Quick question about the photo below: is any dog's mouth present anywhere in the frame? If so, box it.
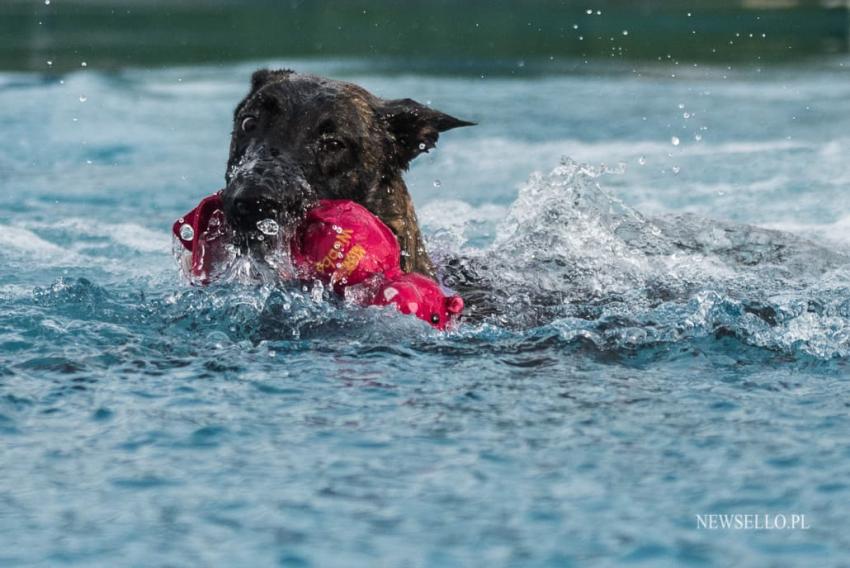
[222,150,316,247]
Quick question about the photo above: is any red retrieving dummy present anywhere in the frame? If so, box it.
[174,196,463,330]
[290,200,463,330]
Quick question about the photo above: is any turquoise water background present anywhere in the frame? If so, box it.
[3,3,850,566]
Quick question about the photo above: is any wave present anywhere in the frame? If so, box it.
[0,225,71,258]
[7,156,849,360]
[441,158,850,358]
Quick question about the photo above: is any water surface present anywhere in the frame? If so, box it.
[2,57,850,566]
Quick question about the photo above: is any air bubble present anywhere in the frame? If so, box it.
[671,136,681,146]
[179,224,194,241]
[256,218,279,236]
[433,179,442,188]
[79,95,87,103]
[638,156,646,165]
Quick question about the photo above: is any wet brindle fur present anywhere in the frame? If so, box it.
[221,69,473,277]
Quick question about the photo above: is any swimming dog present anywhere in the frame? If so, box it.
[221,69,473,278]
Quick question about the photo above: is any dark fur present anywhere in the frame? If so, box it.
[221,69,473,277]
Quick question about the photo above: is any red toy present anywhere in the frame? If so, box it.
[373,273,465,330]
[290,200,402,291]
[173,195,463,330]
[172,192,231,282]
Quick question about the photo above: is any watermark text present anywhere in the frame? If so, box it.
[696,514,810,530]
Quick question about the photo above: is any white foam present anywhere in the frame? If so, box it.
[762,215,850,248]
[0,225,68,257]
[0,284,33,300]
[419,200,508,231]
[23,218,171,254]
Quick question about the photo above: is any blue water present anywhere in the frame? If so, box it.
[2,58,850,566]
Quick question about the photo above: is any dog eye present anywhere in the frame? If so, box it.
[241,116,257,133]
[320,138,346,152]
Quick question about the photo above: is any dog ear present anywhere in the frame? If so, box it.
[250,68,294,92]
[234,69,295,120]
[380,98,474,168]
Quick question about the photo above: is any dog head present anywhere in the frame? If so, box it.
[222,69,473,242]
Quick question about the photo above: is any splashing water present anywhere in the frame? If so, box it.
[442,158,850,358]
[256,218,280,236]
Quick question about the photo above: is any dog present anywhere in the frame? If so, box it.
[221,69,473,278]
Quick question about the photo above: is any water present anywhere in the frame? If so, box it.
[2,58,850,566]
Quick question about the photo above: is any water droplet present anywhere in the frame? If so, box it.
[671,136,681,146]
[46,60,53,67]
[683,112,691,119]
[80,61,87,67]
[79,95,87,103]
[418,143,426,150]
[44,0,50,5]
[677,103,685,109]
[638,156,646,165]
[694,134,703,142]
[622,30,629,36]
[672,165,681,175]
[573,24,579,30]
[433,179,442,188]
[586,9,592,14]
[179,224,194,241]
[256,218,279,236]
